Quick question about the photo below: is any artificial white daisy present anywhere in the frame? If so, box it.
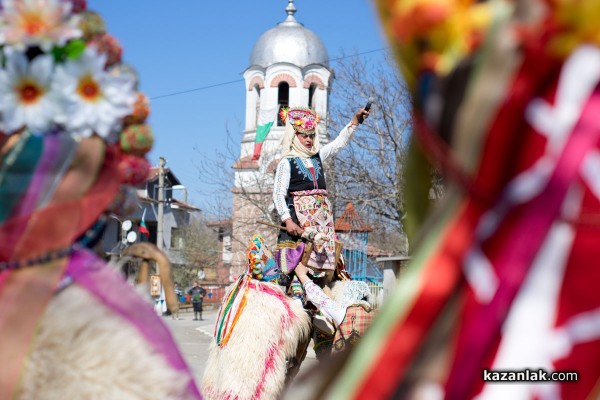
[0,50,60,133]
[0,0,81,50]
[53,46,136,139]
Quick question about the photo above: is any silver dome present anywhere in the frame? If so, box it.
[249,2,329,68]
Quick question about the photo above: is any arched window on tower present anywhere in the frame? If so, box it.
[254,84,261,128]
[308,83,317,109]
[277,82,289,126]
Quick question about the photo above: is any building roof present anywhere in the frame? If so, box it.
[146,166,182,185]
[335,203,372,232]
[206,219,232,228]
[366,244,393,258]
[249,1,329,68]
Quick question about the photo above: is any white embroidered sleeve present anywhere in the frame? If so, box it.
[273,159,292,222]
[304,280,346,326]
[320,123,357,161]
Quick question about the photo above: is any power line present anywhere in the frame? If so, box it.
[329,47,389,63]
[150,79,245,100]
[149,47,389,101]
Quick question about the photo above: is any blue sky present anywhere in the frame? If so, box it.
[87,0,389,210]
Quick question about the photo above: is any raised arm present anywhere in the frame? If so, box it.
[320,108,370,161]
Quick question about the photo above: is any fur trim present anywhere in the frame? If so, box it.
[330,280,345,302]
[16,285,194,400]
[330,280,372,308]
[202,281,311,400]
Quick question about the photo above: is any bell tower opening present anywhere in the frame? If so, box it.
[308,83,317,109]
[277,82,289,126]
[254,84,261,127]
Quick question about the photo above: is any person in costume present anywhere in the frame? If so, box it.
[295,263,375,356]
[273,106,369,293]
[201,234,311,400]
[0,1,200,398]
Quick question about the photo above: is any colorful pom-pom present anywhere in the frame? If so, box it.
[69,0,87,13]
[120,124,154,156]
[124,93,151,125]
[89,33,122,67]
[78,11,106,39]
[117,154,151,185]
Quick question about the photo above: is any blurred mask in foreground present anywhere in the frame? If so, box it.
[0,1,200,398]
[290,1,600,399]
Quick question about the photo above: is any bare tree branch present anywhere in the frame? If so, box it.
[327,51,412,253]
[175,214,221,285]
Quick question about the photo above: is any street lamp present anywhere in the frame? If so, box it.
[158,185,188,209]
[172,184,187,198]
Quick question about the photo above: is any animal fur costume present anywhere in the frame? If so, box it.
[0,2,200,398]
[16,283,194,399]
[202,235,311,400]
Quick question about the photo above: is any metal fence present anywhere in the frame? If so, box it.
[367,282,384,310]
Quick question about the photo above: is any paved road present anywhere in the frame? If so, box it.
[163,306,318,388]
[163,309,214,382]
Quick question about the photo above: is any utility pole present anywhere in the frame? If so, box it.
[157,157,165,251]
[156,156,166,315]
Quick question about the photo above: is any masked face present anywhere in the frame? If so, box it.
[247,234,281,282]
[259,256,281,281]
[0,132,118,260]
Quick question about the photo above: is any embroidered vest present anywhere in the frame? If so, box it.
[287,155,326,193]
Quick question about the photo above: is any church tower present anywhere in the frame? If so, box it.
[230,0,333,274]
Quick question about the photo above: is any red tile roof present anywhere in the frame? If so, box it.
[335,202,372,232]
